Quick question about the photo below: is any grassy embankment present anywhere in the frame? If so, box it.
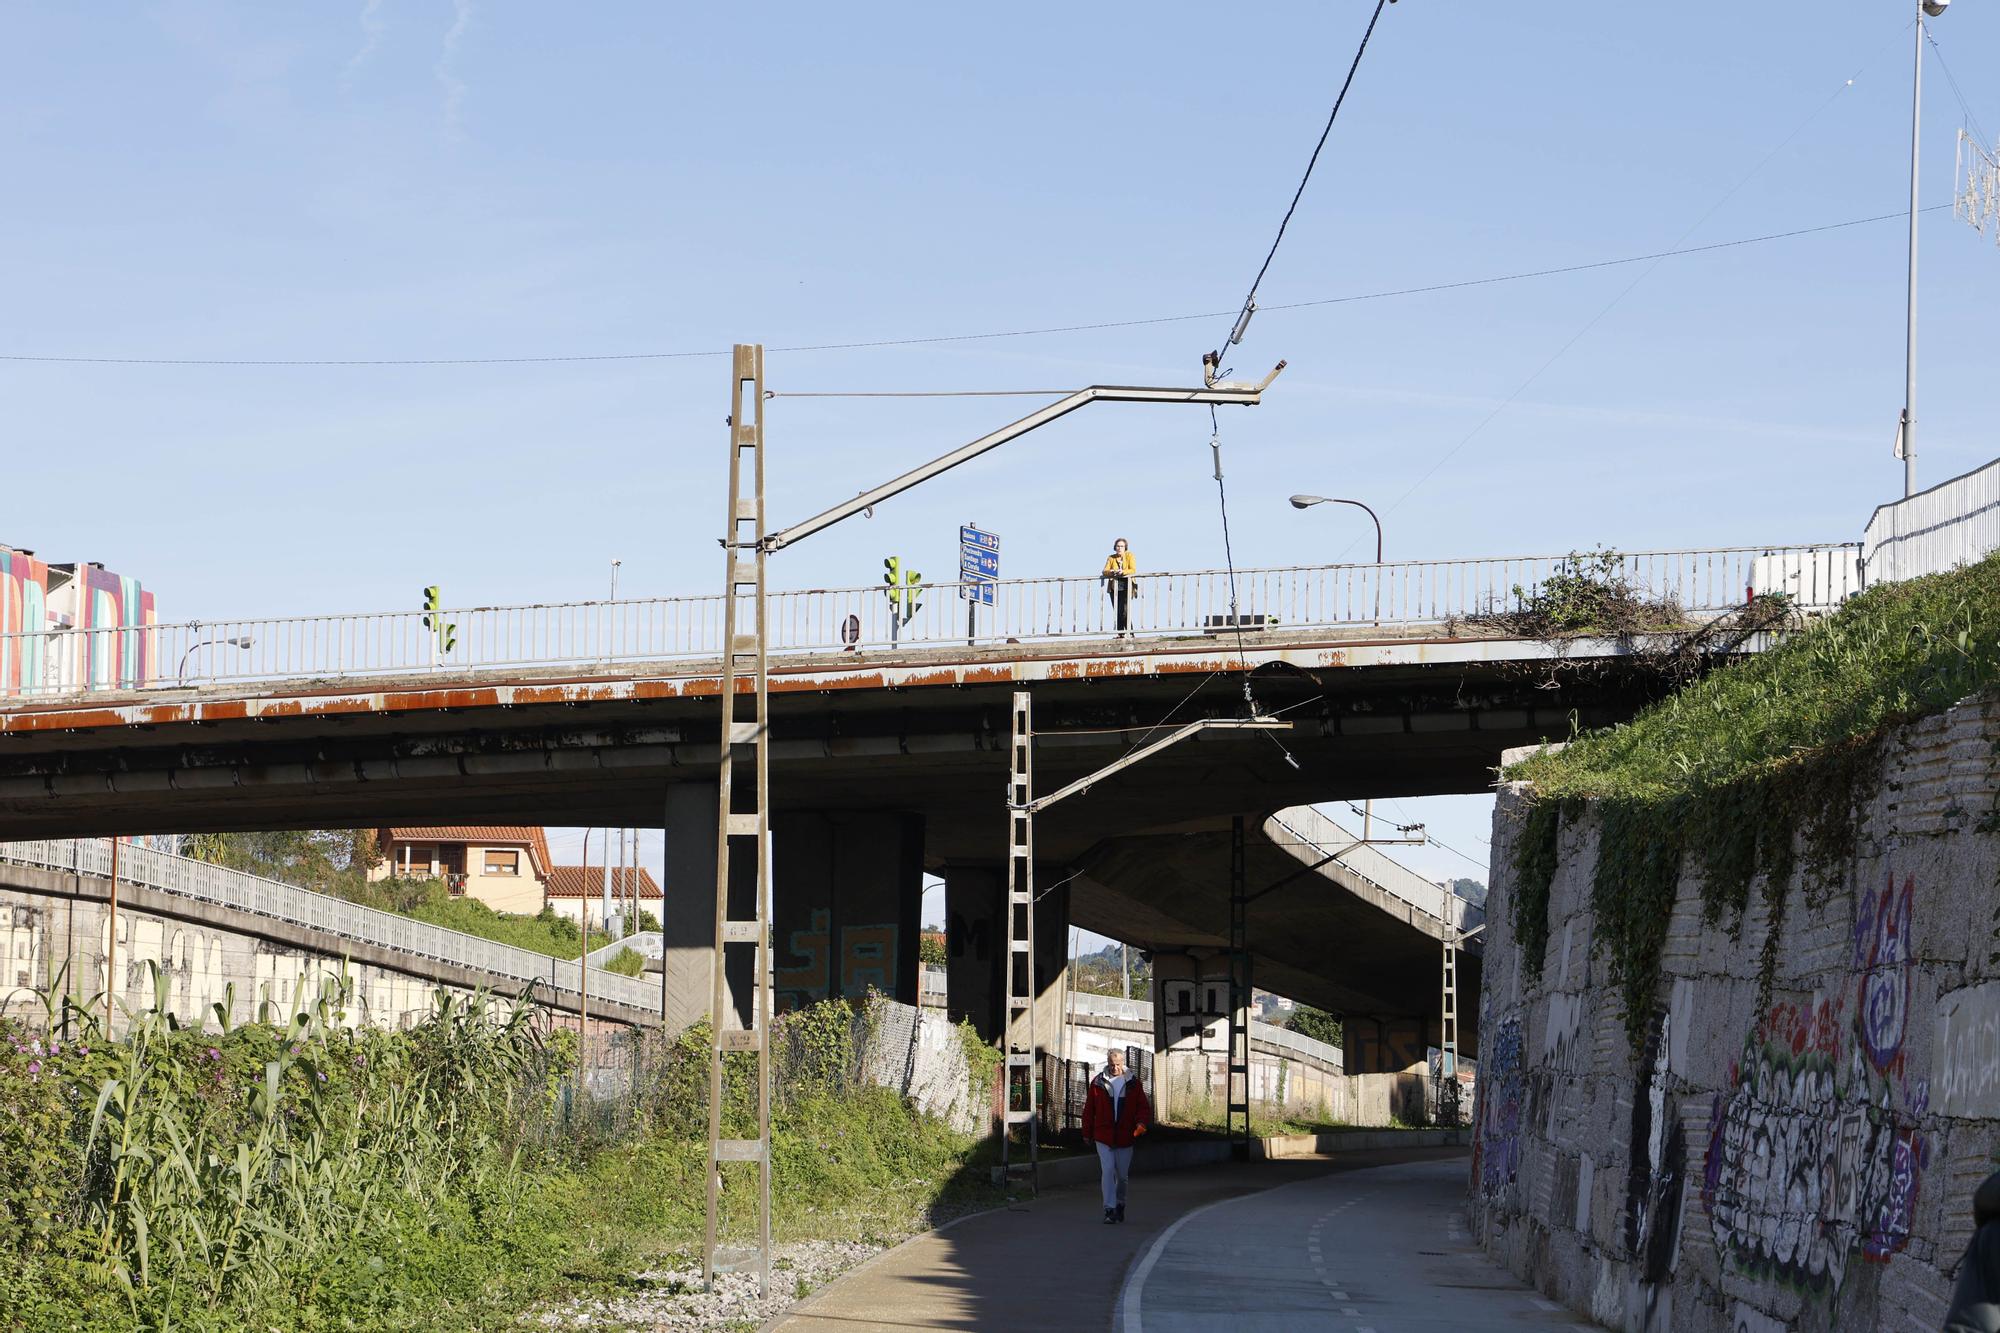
[0,984,999,1332]
[340,877,649,975]
[1504,550,2000,1043]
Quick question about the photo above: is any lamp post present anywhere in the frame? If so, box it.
[1290,493,1383,629]
[175,632,255,686]
[1901,0,1951,498]
[1287,494,1381,564]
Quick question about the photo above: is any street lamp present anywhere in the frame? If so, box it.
[175,632,254,686]
[1288,494,1382,565]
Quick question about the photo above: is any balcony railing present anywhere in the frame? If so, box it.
[0,545,1861,701]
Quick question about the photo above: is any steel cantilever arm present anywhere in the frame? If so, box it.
[762,366,1285,552]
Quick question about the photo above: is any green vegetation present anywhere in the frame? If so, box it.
[917,932,946,967]
[1285,1004,1343,1049]
[185,832,654,963]
[603,946,645,977]
[1480,547,1687,637]
[1067,943,1149,997]
[1505,551,2000,1045]
[1,981,998,1332]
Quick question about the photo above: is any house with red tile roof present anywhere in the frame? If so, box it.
[369,826,554,915]
[545,864,662,930]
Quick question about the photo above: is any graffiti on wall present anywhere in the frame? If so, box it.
[0,549,49,695]
[1700,873,1930,1297]
[1475,1015,1524,1197]
[1625,1011,1686,1284]
[774,908,899,1011]
[1854,873,1915,1078]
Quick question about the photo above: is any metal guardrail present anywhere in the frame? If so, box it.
[0,839,661,1014]
[1267,806,1485,936]
[1065,989,1345,1070]
[1863,456,2000,584]
[0,545,1859,700]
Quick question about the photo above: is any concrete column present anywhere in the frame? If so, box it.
[1150,949,1230,1122]
[1340,1013,1437,1074]
[770,811,923,1011]
[944,861,1066,1050]
[944,864,1003,1041]
[662,782,755,1035]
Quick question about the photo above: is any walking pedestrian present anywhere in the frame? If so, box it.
[1081,1048,1151,1224]
[1101,538,1137,637]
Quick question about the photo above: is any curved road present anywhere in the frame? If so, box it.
[776,1150,1601,1332]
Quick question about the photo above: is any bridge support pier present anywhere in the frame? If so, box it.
[769,811,923,1013]
[664,792,928,1033]
[943,862,1067,1049]
[1147,949,1237,1125]
[1340,1013,1439,1074]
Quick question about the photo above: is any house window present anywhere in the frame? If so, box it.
[483,850,520,876]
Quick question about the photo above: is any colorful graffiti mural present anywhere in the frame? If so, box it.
[0,549,50,694]
[1475,1015,1524,1197]
[1700,871,1930,1296]
[1854,873,1915,1079]
[773,907,899,1011]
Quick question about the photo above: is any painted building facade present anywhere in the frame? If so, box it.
[0,543,158,694]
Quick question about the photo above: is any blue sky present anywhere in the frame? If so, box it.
[6,2,1996,923]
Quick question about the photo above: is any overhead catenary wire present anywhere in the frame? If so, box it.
[0,207,1933,370]
[1215,0,1395,355]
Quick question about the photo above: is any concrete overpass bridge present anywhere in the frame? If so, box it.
[0,546,1855,1064]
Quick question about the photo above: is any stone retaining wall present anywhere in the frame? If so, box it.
[1473,691,2000,1332]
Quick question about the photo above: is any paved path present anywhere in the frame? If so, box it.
[1118,1156,1599,1332]
[774,1148,1593,1332]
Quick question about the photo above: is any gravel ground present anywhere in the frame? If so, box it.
[537,1238,887,1331]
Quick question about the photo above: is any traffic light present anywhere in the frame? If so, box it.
[882,558,922,623]
[422,586,456,656]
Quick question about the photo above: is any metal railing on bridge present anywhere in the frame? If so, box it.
[0,838,661,1014]
[0,545,1859,700]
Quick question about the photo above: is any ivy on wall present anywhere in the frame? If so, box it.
[1503,548,2000,1051]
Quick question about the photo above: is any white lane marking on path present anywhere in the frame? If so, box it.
[1115,1175,1354,1333]
[1533,1297,1560,1310]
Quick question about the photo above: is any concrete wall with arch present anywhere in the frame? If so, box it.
[1473,691,2000,1332]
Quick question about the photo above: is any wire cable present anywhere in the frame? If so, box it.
[1218,0,1394,352]
[1924,25,1992,153]
[0,208,1930,370]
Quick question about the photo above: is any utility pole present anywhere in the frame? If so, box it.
[104,836,119,1033]
[1903,0,1950,497]
[702,345,1284,1289]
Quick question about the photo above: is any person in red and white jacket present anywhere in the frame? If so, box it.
[1081,1048,1152,1224]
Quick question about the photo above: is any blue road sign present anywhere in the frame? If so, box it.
[959,525,999,605]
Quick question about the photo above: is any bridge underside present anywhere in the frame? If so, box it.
[0,627,1696,1065]
[1068,819,1482,1057]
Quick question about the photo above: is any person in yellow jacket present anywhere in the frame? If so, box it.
[1101,538,1136,636]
